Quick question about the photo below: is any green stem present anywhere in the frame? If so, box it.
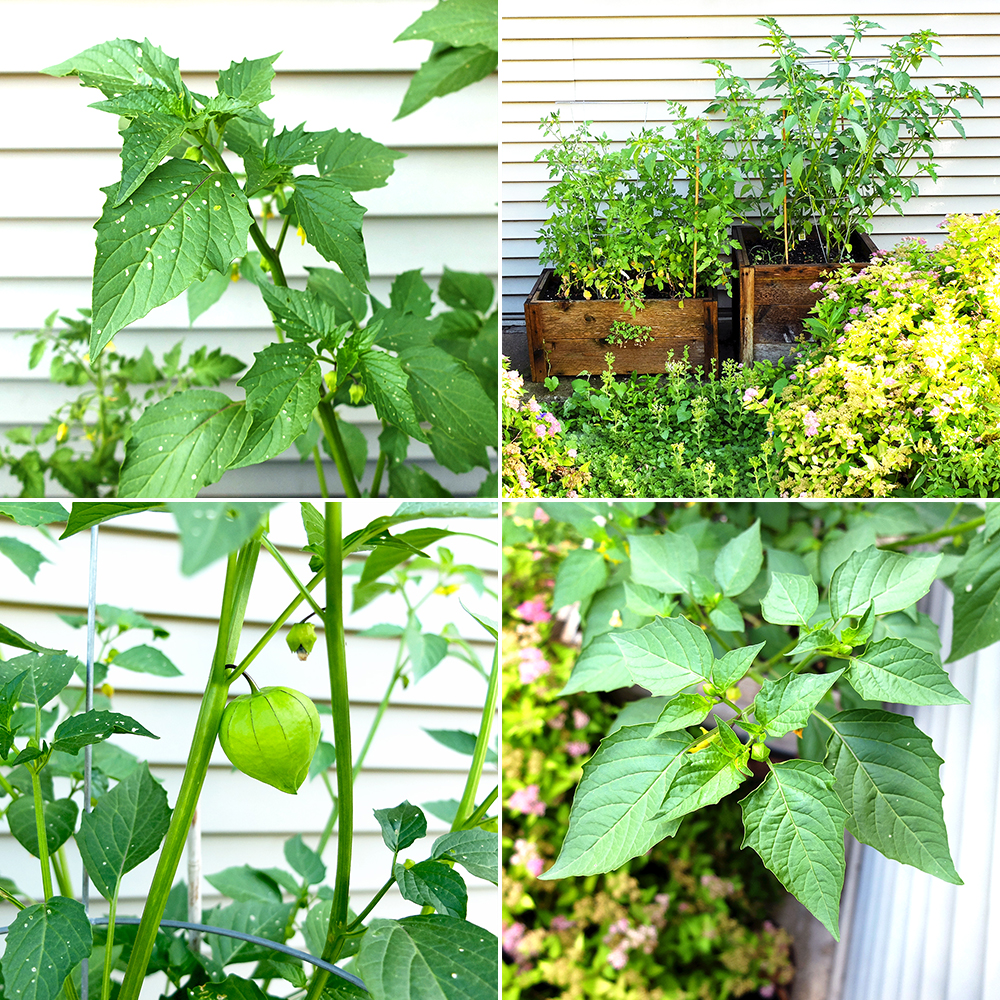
[452,641,499,831]
[880,515,985,551]
[316,400,362,498]
[353,654,407,779]
[118,538,261,1000]
[261,537,326,620]
[312,445,330,498]
[0,771,18,798]
[305,505,354,1000]
[227,568,326,686]
[102,887,119,1000]
[316,784,339,857]
[346,875,395,932]
[53,845,73,897]
[30,767,53,900]
[461,786,498,830]
[369,445,387,499]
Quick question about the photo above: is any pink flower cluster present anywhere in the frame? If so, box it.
[508,784,546,816]
[602,916,659,970]
[519,646,551,684]
[514,597,551,623]
[511,838,545,877]
[565,740,591,757]
[803,410,821,437]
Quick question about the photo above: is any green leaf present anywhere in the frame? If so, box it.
[205,866,283,904]
[217,53,279,107]
[317,130,405,191]
[539,724,687,879]
[396,0,498,48]
[753,670,842,738]
[306,266,369,326]
[0,503,68,526]
[0,537,49,582]
[611,616,713,697]
[714,519,762,597]
[258,284,343,343]
[824,709,962,884]
[355,349,425,440]
[709,597,744,633]
[60,502,164,538]
[424,728,497,765]
[308,740,336,780]
[552,548,608,611]
[431,829,498,884]
[293,177,369,289]
[761,572,819,626]
[741,760,848,939]
[650,693,714,735]
[0,623,55,655]
[7,797,78,858]
[395,44,498,120]
[114,111,197,207]
[712,642,766,690]
[623,582,675,618]
[91,158,251,357]
[374,800,427,852]
[43,37,185,96]
[229,344,323,469]
[189,974,269,1000]
[284,834,326,885]
[201,900,295,967]
[828,546,941,620]
[949,531,1000,661]
[438,268,495,314]
[659,743,749,824]
[847,638,967,706]
[111,644,182,677]
[423,799,460,825]
[168,502,277,575]
[2,896,93,1000]
[118,390,251,497]
[388,463,452,498]
[76,763,171,899]
[627,531,698,595]
[0,652,79,707]
[51,710,158,754]
[398,345,496,472]
[187,267,231,324]
[394,860,468,918]
[985,503,1000,542]
[355,915,497,1000]
[0,669,28,760]
[560,634,631,695]
[405,628,449,681]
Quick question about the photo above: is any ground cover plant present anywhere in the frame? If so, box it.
[706,16,982,264]
[506,500,1000,947]
[502,506,794,999]
[33,0,498,499]
[750,213,1000,497]
[0,500,499,1000]
[535,105,741,310]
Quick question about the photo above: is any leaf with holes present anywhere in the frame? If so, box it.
[168,502,278,575]
[394,860,468,918]
[50,710,158,755]
[0,652,79,707]
[7,797,79,858]
[374,801,427,852]
[91,158,250,357]
[293,177,368,290]
[824,709,961,884]
[76,763,171,899]
[317,130,405,190]
[3,896,93,1000]
[118,390,252,497]
[353,348,425,440]
[741,760,848,939]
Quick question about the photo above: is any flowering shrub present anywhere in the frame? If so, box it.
[502,357,592,497]
[752,213,1000,496]
[502,507,794,1000]
[556,355,785,497]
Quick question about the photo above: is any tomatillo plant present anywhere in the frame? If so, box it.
[0,499,499,1000]
[510,500,998,941]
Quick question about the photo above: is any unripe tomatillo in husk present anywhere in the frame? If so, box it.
[219,686,320,794]
[286,622,318,660]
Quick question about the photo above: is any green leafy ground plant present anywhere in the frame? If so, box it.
[0,500,499,1000]
[509,500,997,943]
[40,2,497,499]
[502,508,794,999]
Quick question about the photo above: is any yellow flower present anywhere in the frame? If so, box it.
[56,422,69,443]
[298,225,307,245]
[434,584,460,596]
[609,609,623,628]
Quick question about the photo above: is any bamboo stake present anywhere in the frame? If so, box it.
[692,139,700,298]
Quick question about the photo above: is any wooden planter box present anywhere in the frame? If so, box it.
[732,225,879,365]
[523,269,718,383]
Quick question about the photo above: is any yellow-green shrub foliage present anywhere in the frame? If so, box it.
[753,214,1000,497]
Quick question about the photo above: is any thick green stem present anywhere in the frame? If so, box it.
[30,767,53,900]
[102,887,119,1000]
[369,446,387,499]
[53,845,73,897]
[461,786,498,830]
[316,400,362,498]
[305,504,354,1000]
[452,641,499,831]
[117,538,261,1000]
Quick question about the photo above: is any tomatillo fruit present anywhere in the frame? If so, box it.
[219,686,320,794]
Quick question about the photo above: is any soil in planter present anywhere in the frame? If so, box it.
[745,231,857,266]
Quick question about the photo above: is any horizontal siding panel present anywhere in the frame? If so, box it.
[1,1,449,73]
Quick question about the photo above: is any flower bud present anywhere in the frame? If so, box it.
[286,622,318,660]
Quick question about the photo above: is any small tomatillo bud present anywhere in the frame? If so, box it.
[286,622,318,660]
[182,145,203,162]
[750,743,771,761]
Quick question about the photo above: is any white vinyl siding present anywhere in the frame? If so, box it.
[0,0,498,496]
[0,502,499,992]
[501,4,1000,320]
